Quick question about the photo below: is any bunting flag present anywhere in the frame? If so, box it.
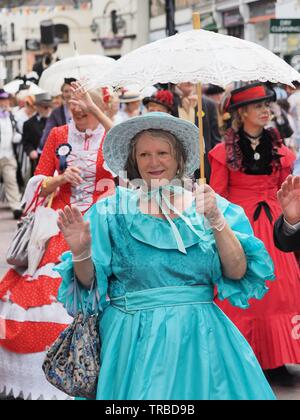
[0,2,92,16]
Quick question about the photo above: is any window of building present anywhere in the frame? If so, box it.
[0,26,7,49]
[227,26,244,39]
[11,23,15,42]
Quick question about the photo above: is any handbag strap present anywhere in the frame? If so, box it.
[67,274,99,318]
[80,278,99,320]
[25,182,57,214]
[24,180,47,215]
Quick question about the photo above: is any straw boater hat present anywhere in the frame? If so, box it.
[103,112,200,177]
[119,91,143,104]
[226,82,276,112]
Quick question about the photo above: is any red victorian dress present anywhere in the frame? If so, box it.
[209,127,300,370]
[0,121,114,399]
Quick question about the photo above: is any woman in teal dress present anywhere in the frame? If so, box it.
[55,113,276,400]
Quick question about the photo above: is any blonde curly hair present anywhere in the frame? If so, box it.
[231,107,248,132]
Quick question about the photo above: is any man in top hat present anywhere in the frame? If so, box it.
[22,92,53,176]
[39,78,76,151]
[0,89,23,219]
[204,84,225,104]
[204,84,231,135]
[143,90,176,115]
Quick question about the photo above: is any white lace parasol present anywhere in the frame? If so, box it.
[88,29,300,89]
[39,54,116,97]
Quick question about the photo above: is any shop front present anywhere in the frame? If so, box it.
[248,0,276,48]
[223,8,244,38]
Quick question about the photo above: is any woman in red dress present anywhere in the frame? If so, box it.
[209,83,300,376]
[0,85,114,399]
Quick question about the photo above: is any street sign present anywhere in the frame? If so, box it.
[270,19,300,34]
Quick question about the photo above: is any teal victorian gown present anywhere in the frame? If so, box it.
[56,186,276,400]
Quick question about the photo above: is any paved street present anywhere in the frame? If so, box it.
[0,204,299,400]
[0,205,18,278]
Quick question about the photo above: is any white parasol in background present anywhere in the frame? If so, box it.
[39,54,116,97]
[4,80,45,96]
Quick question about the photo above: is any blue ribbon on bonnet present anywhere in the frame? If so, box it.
[140,185,207,254]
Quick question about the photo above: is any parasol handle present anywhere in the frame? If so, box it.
[193,13,206,184]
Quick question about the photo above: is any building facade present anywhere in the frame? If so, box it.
[0,0,150,83]
[150,0,300,66]
[0,1,299,84]
[0,1,97,82]
[150,1,277,51]
[91,0,149,59]
[275,0,300,66]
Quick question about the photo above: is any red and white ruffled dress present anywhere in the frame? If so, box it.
[0,121,114,399]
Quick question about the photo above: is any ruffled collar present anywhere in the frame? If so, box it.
[68,119,105,150]
[238,129,282,175]
[115,187,230,253]
[224,127,283,172]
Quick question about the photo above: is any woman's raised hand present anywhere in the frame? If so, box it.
[278,175,300,225]
[57,205,92,258]
[69,80,96,114]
